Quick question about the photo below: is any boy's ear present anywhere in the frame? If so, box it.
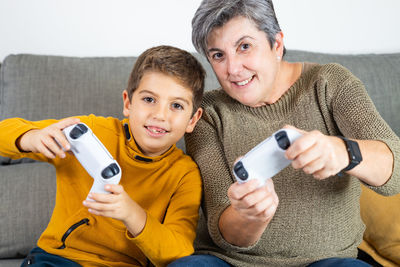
[122,90,131,117]
[185,107,203,133]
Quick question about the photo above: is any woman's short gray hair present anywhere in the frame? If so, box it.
[192,0,285,57]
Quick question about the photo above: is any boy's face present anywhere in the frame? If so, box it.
[123,71,202,157]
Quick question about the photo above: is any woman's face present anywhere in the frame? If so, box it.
[206,16,283,107]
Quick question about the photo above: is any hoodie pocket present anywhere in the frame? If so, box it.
[54,208,93,250]
[57,218,90,249]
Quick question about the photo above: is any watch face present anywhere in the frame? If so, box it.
[348,139,362,164]
[338,136,363,171]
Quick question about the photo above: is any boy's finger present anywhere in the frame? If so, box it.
[104,184,123,194]
[56,117,80,130]
[83,199,113,212]
[38,144,56,159]
[53,131,71,151]
[43,136,66,158]
[87,192,115,203]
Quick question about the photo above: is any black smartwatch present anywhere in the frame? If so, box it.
[337,136,362,172]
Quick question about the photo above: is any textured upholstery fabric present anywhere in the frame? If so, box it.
[0,163,55,258]
[0,52,398,266]
[0,55,135,120]
[359,186,400,267]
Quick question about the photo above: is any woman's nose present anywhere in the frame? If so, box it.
[226,55,242,76]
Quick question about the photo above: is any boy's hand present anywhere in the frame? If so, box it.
[18,117,80,159]
[83,184,147,237]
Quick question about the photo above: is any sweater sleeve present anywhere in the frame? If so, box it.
[185,110,259,252]
[0,117,58,163]
[126,166,202,267]
[324,63,400,195]
[0,116,95,164]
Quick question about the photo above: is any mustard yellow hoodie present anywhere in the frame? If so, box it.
[0,115,202,267]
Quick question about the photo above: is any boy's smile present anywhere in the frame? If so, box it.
[123,71,202,157]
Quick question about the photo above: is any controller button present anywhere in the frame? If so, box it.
[69,124,88,139]
[101,163,120,179]
[275,131,290,150]
[234,161,249,181]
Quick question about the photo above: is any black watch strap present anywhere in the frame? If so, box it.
[337,136,362,172]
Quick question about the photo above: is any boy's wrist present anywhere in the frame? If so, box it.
[125,208,147,238]
[16,129,37,152]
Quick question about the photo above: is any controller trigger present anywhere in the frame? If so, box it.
[233,161,249,181]
[69,124,88,139]
[275,131,290,150]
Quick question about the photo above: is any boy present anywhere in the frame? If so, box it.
[0,45,205,267]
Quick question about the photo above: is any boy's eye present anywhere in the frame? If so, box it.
[172,103,183,110]
[143,97,155,103]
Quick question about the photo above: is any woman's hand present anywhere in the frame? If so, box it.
[284,125,349,180]
[227,179,279,223]
[219,178,279,247]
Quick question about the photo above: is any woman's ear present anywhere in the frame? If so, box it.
[122,90,131,117]
[274,32,284,59]
[185,107,203,133]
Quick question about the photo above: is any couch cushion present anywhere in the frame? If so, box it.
[0,163,56,259]
[0,259,24,267]
[0,55,136,120]
[358,186,400,266]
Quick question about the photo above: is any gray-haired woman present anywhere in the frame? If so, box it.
[169,0,399,266]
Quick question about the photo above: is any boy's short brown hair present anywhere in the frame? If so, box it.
[126,45,206,114]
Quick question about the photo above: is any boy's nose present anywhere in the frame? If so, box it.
[152,104,168,121]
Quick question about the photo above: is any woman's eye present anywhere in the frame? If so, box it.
[212,52,223,60]
[172,103,183,110]
[143,97,155,103]
[240,43,250,51]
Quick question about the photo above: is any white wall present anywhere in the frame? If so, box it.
[1,0,399,62]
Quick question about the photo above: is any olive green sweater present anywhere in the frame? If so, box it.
[185,63,400,267]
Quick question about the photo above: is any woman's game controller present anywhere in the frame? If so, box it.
[63,123,121,200]
[233,128,302,186]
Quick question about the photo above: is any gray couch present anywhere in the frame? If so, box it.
[0,51,399,267]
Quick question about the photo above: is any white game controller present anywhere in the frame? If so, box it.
[233,128,302,187]
[63,123,121,200]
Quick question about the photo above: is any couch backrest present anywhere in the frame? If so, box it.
[0,52,399,137]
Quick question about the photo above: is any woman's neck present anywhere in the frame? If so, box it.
[266,61,303,105]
